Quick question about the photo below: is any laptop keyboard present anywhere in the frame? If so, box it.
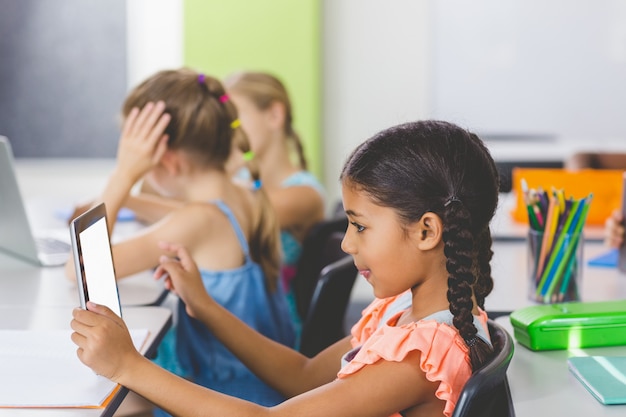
[35,237,71,255]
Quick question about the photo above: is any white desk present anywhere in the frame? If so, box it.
[1,159,169,415]
[0,193,166,308]
[497,317,626,416]
[0,305,172,417]
[0,251,166,308]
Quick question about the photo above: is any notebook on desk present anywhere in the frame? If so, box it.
[568,356,626,405]
[0,136,71,266]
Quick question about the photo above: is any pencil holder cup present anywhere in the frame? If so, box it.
[527,229,583,303]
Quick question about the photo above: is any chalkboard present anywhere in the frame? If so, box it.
[0,0,126,157]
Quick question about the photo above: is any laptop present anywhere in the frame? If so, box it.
[69,202,122,317]
[0,136,71,266]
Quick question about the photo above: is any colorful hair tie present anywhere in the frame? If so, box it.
[197,73,205,84]
[243,151,255,162]
[219,94,229,103]
[230,119,241,129]
[252,179,262,191]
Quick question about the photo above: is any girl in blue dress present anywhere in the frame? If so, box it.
[66,68,295,410]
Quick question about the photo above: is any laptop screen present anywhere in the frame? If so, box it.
[0,136,70,266]
[70,203,122,317]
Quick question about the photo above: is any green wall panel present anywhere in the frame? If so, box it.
[183,0,321,176]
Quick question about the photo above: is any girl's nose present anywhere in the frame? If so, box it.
[341,229,355,255]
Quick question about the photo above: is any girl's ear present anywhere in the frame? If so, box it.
[266,100,286,131]
[159,150,180,176]
[412,212,443,251]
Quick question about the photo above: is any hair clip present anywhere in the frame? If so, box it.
[230,119,241,129]
[465,337,478,347]
[444,196,462,207]
[243,151,255,162]
[219,94,229,103]
[197,73,206,84]
[252,179,262,191]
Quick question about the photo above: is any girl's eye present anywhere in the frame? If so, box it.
[351,221,366,233]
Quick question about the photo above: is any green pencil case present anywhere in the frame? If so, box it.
[510,300,626,351]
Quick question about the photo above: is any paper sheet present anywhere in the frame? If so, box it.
[0,329,148,407]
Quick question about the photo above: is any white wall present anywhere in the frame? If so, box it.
[322,0,626,206]
[430,0,626,141]
[322,0,432,207]
[126,0,183,90]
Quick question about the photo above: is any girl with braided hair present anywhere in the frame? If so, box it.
[71,120,500,416]
[65,68,295,409]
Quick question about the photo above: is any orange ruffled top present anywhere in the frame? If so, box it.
[336,292,489,417]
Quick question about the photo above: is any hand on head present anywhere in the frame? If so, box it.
[70,302,140,381]
[154,242,210,318]
[605,209,625,248]
[115,101,171,182]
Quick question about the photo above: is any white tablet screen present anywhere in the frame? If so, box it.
[78,216,122,317]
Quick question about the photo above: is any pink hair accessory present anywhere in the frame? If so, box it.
[219,94,229,103]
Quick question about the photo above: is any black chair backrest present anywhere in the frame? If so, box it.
[298,255,358,357]
[291,216,349,320]
[451,319,516,417]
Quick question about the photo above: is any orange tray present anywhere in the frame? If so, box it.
[510,168,624,226]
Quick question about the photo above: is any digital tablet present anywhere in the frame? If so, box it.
[69,203,122,317]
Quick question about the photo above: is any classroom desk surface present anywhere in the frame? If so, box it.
[0,195,166,308]
[497,317,626,416]
[0,251,166,307]
[0,305,172,417]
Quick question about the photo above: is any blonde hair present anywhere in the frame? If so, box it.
[224,71,308,170]
[122,68,282,291]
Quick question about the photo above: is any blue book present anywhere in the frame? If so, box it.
[587,249,618,268]
[568,356,626,405]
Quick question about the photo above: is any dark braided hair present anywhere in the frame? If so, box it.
[474,227,494,310]
[339,120,499,371]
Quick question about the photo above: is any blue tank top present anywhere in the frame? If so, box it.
[280,171,326,267]
[158,200,296,407]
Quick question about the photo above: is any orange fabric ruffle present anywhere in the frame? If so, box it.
[337,294,489,417]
